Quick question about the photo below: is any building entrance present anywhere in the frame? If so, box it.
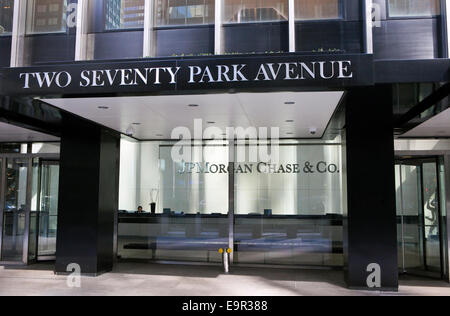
[0,154,59,265]
[395,157,446,279]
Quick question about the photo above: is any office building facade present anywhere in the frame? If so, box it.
[0,0,449,291]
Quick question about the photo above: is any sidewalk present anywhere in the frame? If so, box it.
[0,263,449,296]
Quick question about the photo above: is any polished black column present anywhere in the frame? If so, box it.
[344,85,398,291]
[55,117,120,275]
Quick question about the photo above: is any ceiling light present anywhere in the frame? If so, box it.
[125,126,136,137]
[286,120,294,123]
[188,104,199,107]
[285,102,295,105]
[98,106,109,109]
[156,134,164,137]
[132,122,141,125]
[207,121,216,124]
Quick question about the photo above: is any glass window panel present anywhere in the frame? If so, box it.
[155,0,215,27]
[0,0,14,35]
[224,0,288,23]
[294,0,340,20]
[105,0,145,30]
[388,0,440,17]
[26,0,68,34]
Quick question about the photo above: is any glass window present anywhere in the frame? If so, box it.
[105,0,145,30]
[26,0,68,34]
[155,0,215,26]
[388,0,440,17]
[0,0,13,35]
[294,0,340,20]
[224,0,288,23]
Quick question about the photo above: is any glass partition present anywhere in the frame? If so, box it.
[0,0,13,67]
[233,143,344,266]
[118,139,345,267]
[118,141,229,263]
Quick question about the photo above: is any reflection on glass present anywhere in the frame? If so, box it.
[422,162,441,272]
[118,142,228,263]
[105,0,145,30]
[155,0,215,26]
[1,159,28,262]
[0,0,13,35]
[26,0,68,34]
[234,144,343,266]
[388,0,440,17]
[396,164,424,271]
[224,0,288,23]
[294,0,340,20]
[37,161,59,257]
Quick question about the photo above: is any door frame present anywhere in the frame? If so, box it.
[0,153,59,266]
[395,153,448,280]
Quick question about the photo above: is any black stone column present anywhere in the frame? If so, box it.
[55,116,120,275]
[344,85,398,291]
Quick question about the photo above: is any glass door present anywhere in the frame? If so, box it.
[35,160,59,260]
[396,157,444,278]
[0,158,31,264]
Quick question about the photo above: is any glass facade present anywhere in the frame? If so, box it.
[155,0,215,26]
[86,0,143,60]
[118,139,345,267]
[0,0,13,67]
[388,0,441,18]
[0,0,13,34]
[294,0,341,20]
[105,0,145,30]
[23,0,77,65]
[223,0,288,23]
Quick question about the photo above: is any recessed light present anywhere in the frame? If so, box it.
[98,106,109,109]
[188,104,199,107]
[285,102,295,105]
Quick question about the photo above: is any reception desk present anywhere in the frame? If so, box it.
[117,212,344,266]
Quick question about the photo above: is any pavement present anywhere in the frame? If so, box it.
[0,262,449,296]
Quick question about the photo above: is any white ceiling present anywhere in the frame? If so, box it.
[0,122,59,143]
[42,91,344,140]
[402,107,450,138]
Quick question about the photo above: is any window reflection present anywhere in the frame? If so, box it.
[224,0,288,23]
[294,0,340,20]
[0,0,13,35]
[155,0,215,26]
[105,0,145,30]
[388,0,440,17]
[26,0,68,34]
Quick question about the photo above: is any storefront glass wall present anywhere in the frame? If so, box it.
[23,0,77,65]
[0,0,13,67]
[118,138,345,267]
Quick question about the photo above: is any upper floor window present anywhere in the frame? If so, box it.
[294,0,341,21]
[105,0,145,30]
[155,0,215,27]
[388,0,440,18]
[223,0,289,23]
[0,0,13,35]
[26,0,69,34]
